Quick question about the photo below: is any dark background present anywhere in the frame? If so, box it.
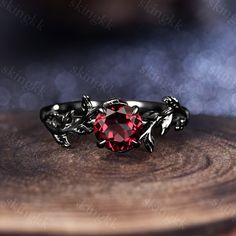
[0,0,236,116]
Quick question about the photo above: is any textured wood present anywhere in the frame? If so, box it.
[0,113,236,236]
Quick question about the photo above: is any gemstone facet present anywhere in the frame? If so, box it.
[94,103,143,152]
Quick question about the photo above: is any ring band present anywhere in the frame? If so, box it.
[40,96,190,153]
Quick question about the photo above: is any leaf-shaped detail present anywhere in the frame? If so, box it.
[142,111,160,121]
[53,134,71,147]
[161,113,173,135]
[143,133,155,153]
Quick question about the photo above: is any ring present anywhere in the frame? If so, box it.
[40,96,190,153]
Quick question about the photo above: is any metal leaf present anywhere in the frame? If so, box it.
[53,134,71,147]
[161,113,173,135]
[143,133,155,153]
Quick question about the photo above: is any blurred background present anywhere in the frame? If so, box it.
[0,0,236,116]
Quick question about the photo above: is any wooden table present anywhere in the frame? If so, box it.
[0,113,236,236]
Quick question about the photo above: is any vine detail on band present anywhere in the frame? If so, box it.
[41,96,189,152]
[140,96,189,152]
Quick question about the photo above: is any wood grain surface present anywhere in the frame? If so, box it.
[0,112,236,236]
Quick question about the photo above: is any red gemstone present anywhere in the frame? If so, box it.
[94,104,143,152]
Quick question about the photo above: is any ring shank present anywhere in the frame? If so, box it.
[40,100,168,119]
[40,99,190,137]
[40,97,189,151]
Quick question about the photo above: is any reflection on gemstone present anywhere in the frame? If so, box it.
[94,104,143,152]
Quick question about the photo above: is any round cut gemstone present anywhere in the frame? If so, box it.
[94,103,143,152]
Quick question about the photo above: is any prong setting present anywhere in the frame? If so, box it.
[103,98,127,107]
[132,140,141,148]
[97,140,106,148]
[98,107,106,114]
[132,105,139,115]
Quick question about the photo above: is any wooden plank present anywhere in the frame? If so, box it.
[0,113,236,235]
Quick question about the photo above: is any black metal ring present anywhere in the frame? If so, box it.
[40,96,190,153]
